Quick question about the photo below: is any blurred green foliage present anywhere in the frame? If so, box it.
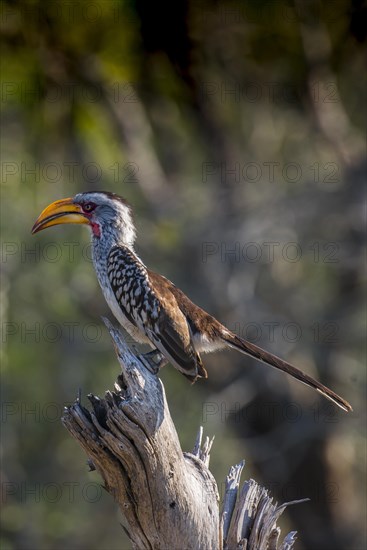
[1,1,366,549]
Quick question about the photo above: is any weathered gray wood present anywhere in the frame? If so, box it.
[221,460,246,543]
[222,476,309,550]
[62,318,219,549]
[62,318,308,549]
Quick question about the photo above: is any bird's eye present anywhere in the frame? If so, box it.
[82,202,96,213]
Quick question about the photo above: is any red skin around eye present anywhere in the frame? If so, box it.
[80,203,100,236]
[82,202,96,213]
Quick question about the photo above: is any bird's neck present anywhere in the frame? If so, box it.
[95,209,136,248]
[92,226,135,261]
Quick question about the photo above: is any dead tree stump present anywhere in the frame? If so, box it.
[62,318,308,549]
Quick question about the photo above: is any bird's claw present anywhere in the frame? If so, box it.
[139,350,167,376]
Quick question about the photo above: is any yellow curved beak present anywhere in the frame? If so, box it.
[31,197,89,234]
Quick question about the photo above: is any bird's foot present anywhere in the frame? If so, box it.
[139,350,167,376]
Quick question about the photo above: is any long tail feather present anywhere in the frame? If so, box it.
[222,334,352,412]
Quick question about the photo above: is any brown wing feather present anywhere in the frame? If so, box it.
[147,270,207,382]
[107,247,206,381]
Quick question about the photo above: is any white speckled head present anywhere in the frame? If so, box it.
[73,191,136,247]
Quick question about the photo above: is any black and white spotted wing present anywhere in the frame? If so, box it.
[107,246,205,381]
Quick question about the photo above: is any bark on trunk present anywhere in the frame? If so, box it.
[62,318,307,549]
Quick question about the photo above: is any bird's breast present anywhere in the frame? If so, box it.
[92,247,152,345]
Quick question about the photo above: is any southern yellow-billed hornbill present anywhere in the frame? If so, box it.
[32,191,352,412]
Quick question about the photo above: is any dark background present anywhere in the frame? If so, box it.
[1,1,366,549]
